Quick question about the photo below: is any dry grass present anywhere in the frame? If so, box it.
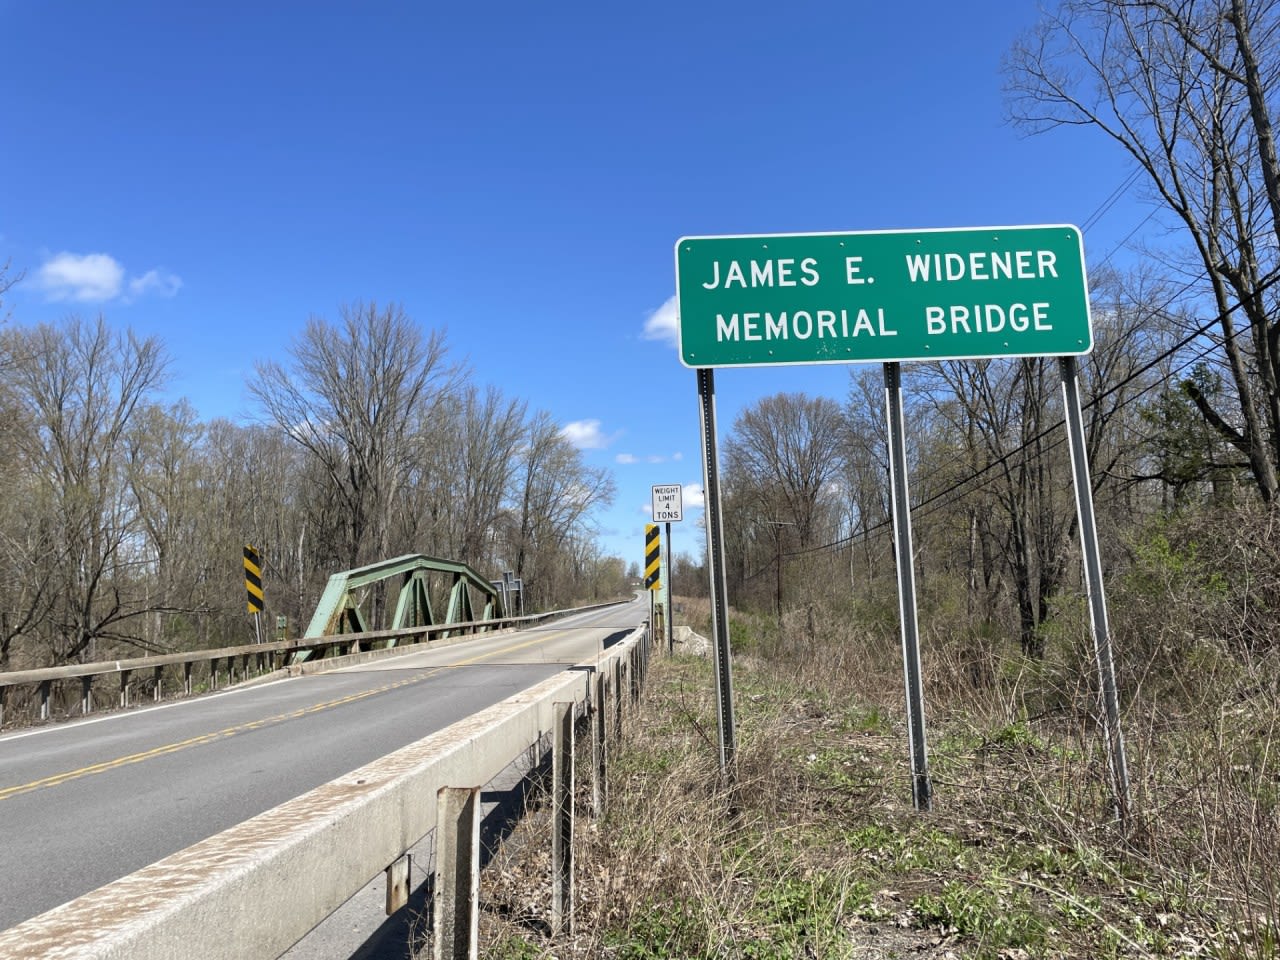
[461,585,1280,959]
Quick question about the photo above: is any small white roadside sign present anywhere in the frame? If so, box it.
[651,484,683,522]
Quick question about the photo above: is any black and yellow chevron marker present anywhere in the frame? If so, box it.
[644,524,661,592]
[244,544,264,613]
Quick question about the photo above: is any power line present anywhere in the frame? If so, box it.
[1092,206,1160,274]
[782,268,1271,561]
[1081,168,1143,233]
[901,324,1224,531]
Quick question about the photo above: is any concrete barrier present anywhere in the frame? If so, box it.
[0,625,649,960]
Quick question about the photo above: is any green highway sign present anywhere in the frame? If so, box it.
[674,225,1092,367]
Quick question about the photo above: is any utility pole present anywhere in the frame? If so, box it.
[775,531,782,626]
[759,520,794,633]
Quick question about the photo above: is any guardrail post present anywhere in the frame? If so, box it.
[611,659,623,741]
[385,853,411,916]
[184,661,193,696]
[39,680,50,720]
[0,686,6,727]
[153,665,163,702]
[81,676,93,716]
[433,785,481,960]
[551,700,575,936]
[591,671,606,818]
[120,670,131,708]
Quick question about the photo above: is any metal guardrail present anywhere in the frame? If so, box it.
[0,622,652,960]
[0,600,628,728]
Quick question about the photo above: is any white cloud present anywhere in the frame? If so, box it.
[618,450,685,465]
[561,419,617,450]
[683,483,705,509]
[36,252,124,302]
[34,251,182,304]
[642,295,678,347]
[128,269,183,299]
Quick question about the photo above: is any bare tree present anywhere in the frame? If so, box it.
[843,368,895,587]
[7,316,167,662]
[724,393,846,549]
[0,356,54,670]
[188,420,315,644]
[0,257,22,323]
[1006,0,1280,503]
[504,411,615,609]
[449,385,528,566]
[911,267,1171,656]
[925,355,1077,658]
[250,302,463,572]
[718,393,847,615]
[127,400,205,647]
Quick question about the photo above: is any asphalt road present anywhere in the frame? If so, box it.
[0,598,647,932]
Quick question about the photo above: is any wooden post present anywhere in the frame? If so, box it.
[385,854,411,916]
[611,658,623,741]
[591,671,606,818]
[433,786,480,960]
[551,701,575,935]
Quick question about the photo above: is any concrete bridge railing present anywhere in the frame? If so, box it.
[0,622,652,960]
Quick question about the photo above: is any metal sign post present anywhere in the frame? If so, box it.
[664,521,673,653]
[884,362,932,811]
[1060,356,1131,823]
[652,484,683,655]
[696,368,737,782]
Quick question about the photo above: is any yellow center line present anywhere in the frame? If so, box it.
[0,630,566,802]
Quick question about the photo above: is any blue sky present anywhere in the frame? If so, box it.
[0,1,1149,565]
